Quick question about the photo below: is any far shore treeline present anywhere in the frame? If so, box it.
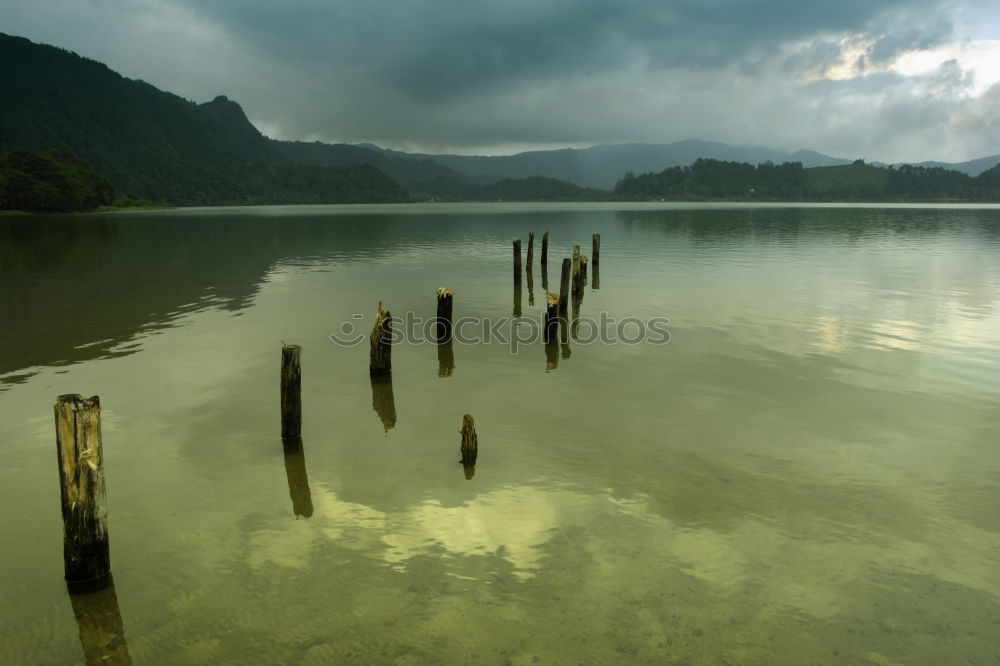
[2,32,999,213]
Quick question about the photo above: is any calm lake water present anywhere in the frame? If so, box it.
[1,203,999,665]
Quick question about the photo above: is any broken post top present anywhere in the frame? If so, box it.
[437,287,454,299]
[57,394,100,408]
[546,291,559,308]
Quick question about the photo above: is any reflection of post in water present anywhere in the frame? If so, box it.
[545,337,559,371]
[544,291,560,371]
[571,290,582,339]
[512,239,522,285]
[437,339,455,377]
[526,265,535,306]
[460,414,478,480]
[541,261,548,291]
[370,376,397,432]
[67,575,132,665]
[282,437,314,518]
[560,311,572,359]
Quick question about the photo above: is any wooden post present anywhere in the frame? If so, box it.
[54,394,110,583]
[282,437,314,518]
[592,234,600,268]
[527,232,534,270]
[526,261,535,307]
[436,287,454,342]
[513,281,522,318]
[541,231,549,265]
[460,414,478,479]
[281,344,301,440]
[513,239,522,285]
[558,258,571,319]
[544,291,559,344]
[581,255,588,282]
[369,303,392,377]
[572,245,582,296]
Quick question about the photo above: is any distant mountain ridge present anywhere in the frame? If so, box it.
[0,33,453,204]
[372,141,856,190]
[2,32,998,205]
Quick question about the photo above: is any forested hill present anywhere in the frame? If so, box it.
[0,34,424,205]
[614,159,1000,202]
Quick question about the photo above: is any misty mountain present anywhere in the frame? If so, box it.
[367,141,854,189]
[901,155,1000,177]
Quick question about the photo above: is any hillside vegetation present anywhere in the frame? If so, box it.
[615,159,1000,202]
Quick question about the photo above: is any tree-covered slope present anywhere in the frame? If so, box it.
[0,34,412,205]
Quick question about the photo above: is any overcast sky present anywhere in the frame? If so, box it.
[5,0,1000,162]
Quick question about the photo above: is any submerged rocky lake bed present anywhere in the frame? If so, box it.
[1,202,999,664]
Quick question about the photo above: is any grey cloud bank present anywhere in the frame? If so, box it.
[4,0,999,163]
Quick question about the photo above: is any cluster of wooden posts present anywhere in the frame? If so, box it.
[52,231,602,590]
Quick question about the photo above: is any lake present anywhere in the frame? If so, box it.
[1,202,999,664]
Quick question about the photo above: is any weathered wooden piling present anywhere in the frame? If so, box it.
[541,231,549,265]
[527,263,535,307]
[558,258,571,319]
[592,234,600,267]
[541,261,549,291]
[513,239,522,285]
[369,304,392,377]
[513,281,523,318]
[572,245,582,296]
[282,437,314,518]
[436,287,454,342]
[460,414,478,479]
[54,394,110,583]
[370,376,397,431]
[527,232,534,269]
[544,291,559,344]
[281,344,302,440]
[68,574,131,665]
[581,255,589,282]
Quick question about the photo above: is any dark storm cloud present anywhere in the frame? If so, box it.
[183,0,949,100]
[3,0,996,162]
